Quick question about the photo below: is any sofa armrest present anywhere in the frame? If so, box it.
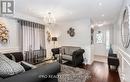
[20,61,36,71]
[72,49,85,66]
[3,62,60,82]
[72,49,85,57]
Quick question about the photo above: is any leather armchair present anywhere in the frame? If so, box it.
[61,46,85,66]
[72,49,85,66]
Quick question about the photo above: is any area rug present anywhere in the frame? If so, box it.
[58,65,91,82]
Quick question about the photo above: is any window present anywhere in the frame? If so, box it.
[18,20,45,51]
[96,31,103,43]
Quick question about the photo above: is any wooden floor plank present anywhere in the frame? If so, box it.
[80,61,121,82]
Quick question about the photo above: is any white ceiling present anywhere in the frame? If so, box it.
[15,0,124,25]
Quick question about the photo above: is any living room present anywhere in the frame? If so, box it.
[0,0,130,82]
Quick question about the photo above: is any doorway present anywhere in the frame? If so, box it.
[93,27,111,62]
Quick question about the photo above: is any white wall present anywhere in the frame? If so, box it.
[46,18,92,64]
[114,0,130,82]
[0,17,20,53]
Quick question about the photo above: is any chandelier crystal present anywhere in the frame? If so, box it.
[44,12,56,25]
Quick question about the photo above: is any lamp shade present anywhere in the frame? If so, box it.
[52,37,57,41]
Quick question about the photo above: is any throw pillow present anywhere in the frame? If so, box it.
[10,54,16,61]
[0,54,25,78]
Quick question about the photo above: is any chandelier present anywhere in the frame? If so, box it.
[44,12,56,25]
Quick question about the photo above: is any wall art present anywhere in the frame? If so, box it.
[67,27,75,37]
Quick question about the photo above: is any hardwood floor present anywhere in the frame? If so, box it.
[81,61,121,82]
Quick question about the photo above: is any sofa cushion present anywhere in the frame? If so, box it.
[10,54,16,61]
[10,52,23,62]
[20,61,36,71]
[62,55,72,61]
[2,62,60,82]
[3,53,12,60]
[4,52,24,62]
[0,54,25,78]
[62,46,80,55]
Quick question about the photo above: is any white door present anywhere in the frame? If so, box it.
[94,29,110,56]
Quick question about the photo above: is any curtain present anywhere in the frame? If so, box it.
[18,20,45,62]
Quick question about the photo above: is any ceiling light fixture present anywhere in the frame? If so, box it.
[98,24,103,27]
[98,2,102,6]
[101,14,104,17]
[44,12,56,25]
[93,22,106,27]
[91,25,94,28]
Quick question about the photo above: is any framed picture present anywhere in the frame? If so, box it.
[121,6,130,48]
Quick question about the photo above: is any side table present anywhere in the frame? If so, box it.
[36,58,56,67]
